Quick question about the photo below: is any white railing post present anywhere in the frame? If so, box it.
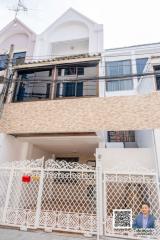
[96,152,103,240]
[34,168,44,228]
[2,167,14,223]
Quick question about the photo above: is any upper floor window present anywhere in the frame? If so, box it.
[154,66,160,90]
[13,52,26,65]
[106,60,132,77]
[64,67,76,75]
[108,131,135,142]
[156,76,160,90]
[136,58,148,75]
[77,67,84,75]
[0,52,26,71]
[106,60,133,91]
[58,67,84,76]
[0,55,8,71]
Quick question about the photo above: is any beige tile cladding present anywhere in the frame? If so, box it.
[1,92,160,134]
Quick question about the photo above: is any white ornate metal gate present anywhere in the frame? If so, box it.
[104,171,160,239]
[0,158,160,239]
[0,159,97,234]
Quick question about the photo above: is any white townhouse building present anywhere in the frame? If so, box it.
[0,7,159,240]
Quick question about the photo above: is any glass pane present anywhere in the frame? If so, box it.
[76,82,83,96]
[63,82,75,96]
[64,67,76,75]
[77,67,84,75]
[0,55,7,70]
[13,52,26,65]
[107,79,133,91]
[106,60,131,77]
[108,131,135,142]
[136,58,148,75]
[156,76,160,90]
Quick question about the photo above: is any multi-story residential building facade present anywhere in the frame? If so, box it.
[0,8,159,239]
[99,43,160,179]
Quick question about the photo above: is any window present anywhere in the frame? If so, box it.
[13,52,26,65]
[107,79,133,91]
[13,70,51,102]
[64,67,76,75]
[56,82,83,97]
[106,60,133,91]
[0,55,7,71]
[108,131,135,142]
[106,60,132,77]
[0,52,26,70]
[156,76,160,90]
[154,66,160,90]
[58,68,62,76]
[136,58,148,75]
[49,70,52,76]
[77,67,84,75]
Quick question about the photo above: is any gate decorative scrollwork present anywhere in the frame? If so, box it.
[104,172,160,239]
[0,159,97,234]
[0,158,159,239]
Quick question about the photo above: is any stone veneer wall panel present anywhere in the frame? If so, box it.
[0,92,160,134]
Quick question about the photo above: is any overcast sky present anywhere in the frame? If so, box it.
[0,0,160,49]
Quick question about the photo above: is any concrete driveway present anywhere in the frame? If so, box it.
[0,227,141,240]
[0,228,124,240]
[0,228,96,240]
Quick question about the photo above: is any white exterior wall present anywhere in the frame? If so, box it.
[135,129,154,148]
[0,19,36,58]
[27,143,52,160]
[0,133,29,163]
[137,75,155,94]
[153,129,160,179]
[34,8,103,58]
[96,147,156,173]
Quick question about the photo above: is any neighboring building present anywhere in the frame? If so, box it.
[0,8,159,239]
[98,44,160,187]
[99,42,160,97]
[0,18,36,76]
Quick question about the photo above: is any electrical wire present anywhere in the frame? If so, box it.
[1,71,158,84]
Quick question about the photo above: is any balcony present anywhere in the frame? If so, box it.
[12,56,99,102]
[13,79,98,102]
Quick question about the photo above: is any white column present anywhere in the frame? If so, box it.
[96,150,103,237]
[99,57,106,97]
[153,129,160,180]
[131,50,138,90]
[96,131,107,148]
